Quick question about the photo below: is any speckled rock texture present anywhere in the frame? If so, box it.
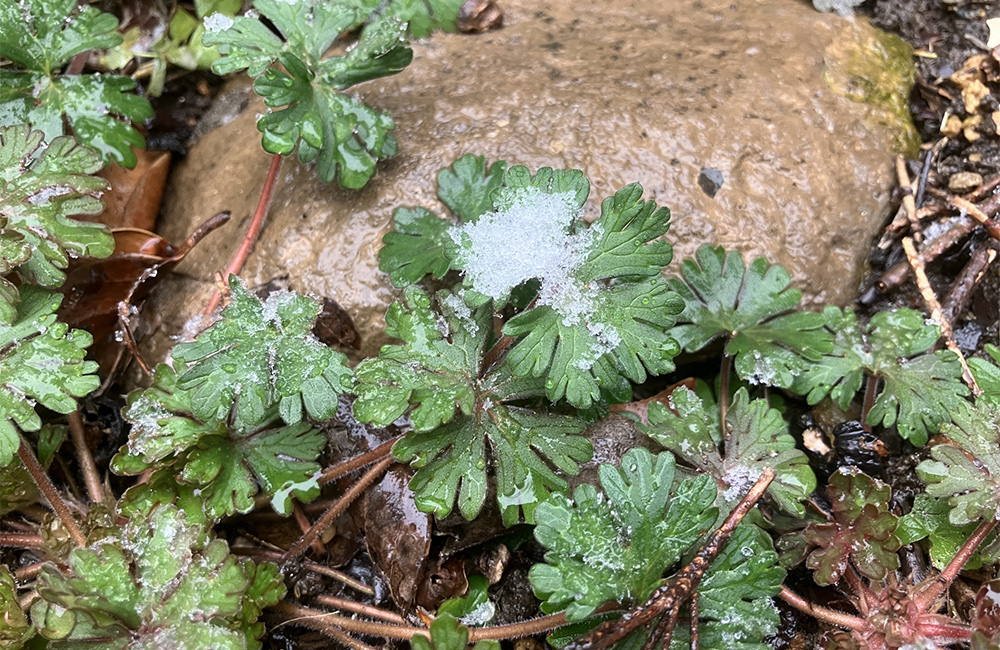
[150,0,916,363]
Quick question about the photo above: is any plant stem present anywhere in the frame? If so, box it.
[68,411,102,504]
[860,375,878,433]
[282,456,393,562]
[271,600,427,640]
[777,586,866,631]
[319,436,400,485]
[204,153,283,315]
[292,502,326,557]
[304,562,375,595]
[313,594,407,624]
[913,518,997,611]
[468,612,573,641]
[689,590,699,650]
[719,354,731,439]
[0,533,44,548]
[271,601,381,650]
[18,436,85,547]
[13,561,45,580]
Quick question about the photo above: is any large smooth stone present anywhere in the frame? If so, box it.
[150,0,917,363]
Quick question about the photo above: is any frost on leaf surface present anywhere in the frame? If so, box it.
[204,0,412,187]
[0,0,153,166]
[667,245,832,388]
[0,565,30,647]
[172,277,353,432]
[0,287,99,466]
[642,387,815,517]
[115,363,327,518]
[0,125,113,323]
[378,156,508,287]
[896,494,990,571]
[412,614,500,650]
[529,448,717,620]
[354,286,489,431]
[354,0,467,37]
[393,404,590,526]
[31,504,284,650]
[802,467,900,585]
[917,400,1000,526]
[791,307,967,445]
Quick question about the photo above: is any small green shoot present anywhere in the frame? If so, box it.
[412,614,500,650]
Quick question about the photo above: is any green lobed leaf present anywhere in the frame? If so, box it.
[642,387,816,517]
[970,344,1000,410]
[0,565,31,648]
[31,504,283,649]
[0,286,99,466]
[354,286,489,431]
[412,614,500,650]
[802,467,900,585]
[172,278,353,431]
[896,494,989,571]
[791,307,967,445]
[918,400,1000,526]
[529,448,718,620]
[667,245,832,388]
[0,1,152,166]
[205,1,412,187]
[0,125,113,318]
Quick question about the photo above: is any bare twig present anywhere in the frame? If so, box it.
[18,436,85,547]
[901,237,979,395]
[204,153,284,315]
[67,411,102,504]
[282,456,393,562]
[949,196,1000,240]
[942,240,1000,323]
[897,156,922,243]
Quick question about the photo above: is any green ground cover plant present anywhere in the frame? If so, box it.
[1,2,999,649]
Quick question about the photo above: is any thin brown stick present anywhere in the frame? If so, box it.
[13,561,45,581]
[0,533,44,548]
[292,503,326,557]
[897,156,922,243]
[778,586,867,631]
[271,601,381,650]
[860,376,879,433]
[313,594,407,624]
[942,241,999,323]
[566,468,777,650]
[67,411,102,504]
[320,437,400,485]
[877,216,978,294]
[913,518,997,612]
[304,563,376,596]
[949,196,1000,240]
[282,456,393,562]
[901,237,980,395]
[271,600,427,640]
[18,437,85,547]
[205,153,284,315]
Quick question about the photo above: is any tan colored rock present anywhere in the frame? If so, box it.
[151,0,916,364]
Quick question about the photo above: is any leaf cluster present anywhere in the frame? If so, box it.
[0,0,153,166]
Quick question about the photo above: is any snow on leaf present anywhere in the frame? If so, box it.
[642,387,816,517]
[0,286,99,466]
[204,1,412,187]
[917,400,1000,526]
[412,614,500,650]
[529,448,717,620]
[803,467,900,585]
[31,504,284,649]
[791,307,967,445]
[116,363,327,519]
[0,125,112,320]
[353,286,488,431]
[393,404,590,525]
[172,277,353,431]
[667,245,832,388]
[0,1,153,166]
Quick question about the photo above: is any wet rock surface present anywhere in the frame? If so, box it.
[151,0,917,363]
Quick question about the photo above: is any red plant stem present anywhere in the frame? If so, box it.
[292,502,326,557]
[272,601,380,650]
[68,411,102,504]
[719,354,732,439]
[204,153,283,315]
[914,620,972,641]
[319,437,400,485]
[18,437,85,547]
[467,612,572,642]
[843,565,876,616]
[282,456,393,562]
[271,600,427,640]
[13,561,45,580]
[0,533,44,548]
[313,594,408,625]
[913,518,997,611]
[778,586,866,631]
